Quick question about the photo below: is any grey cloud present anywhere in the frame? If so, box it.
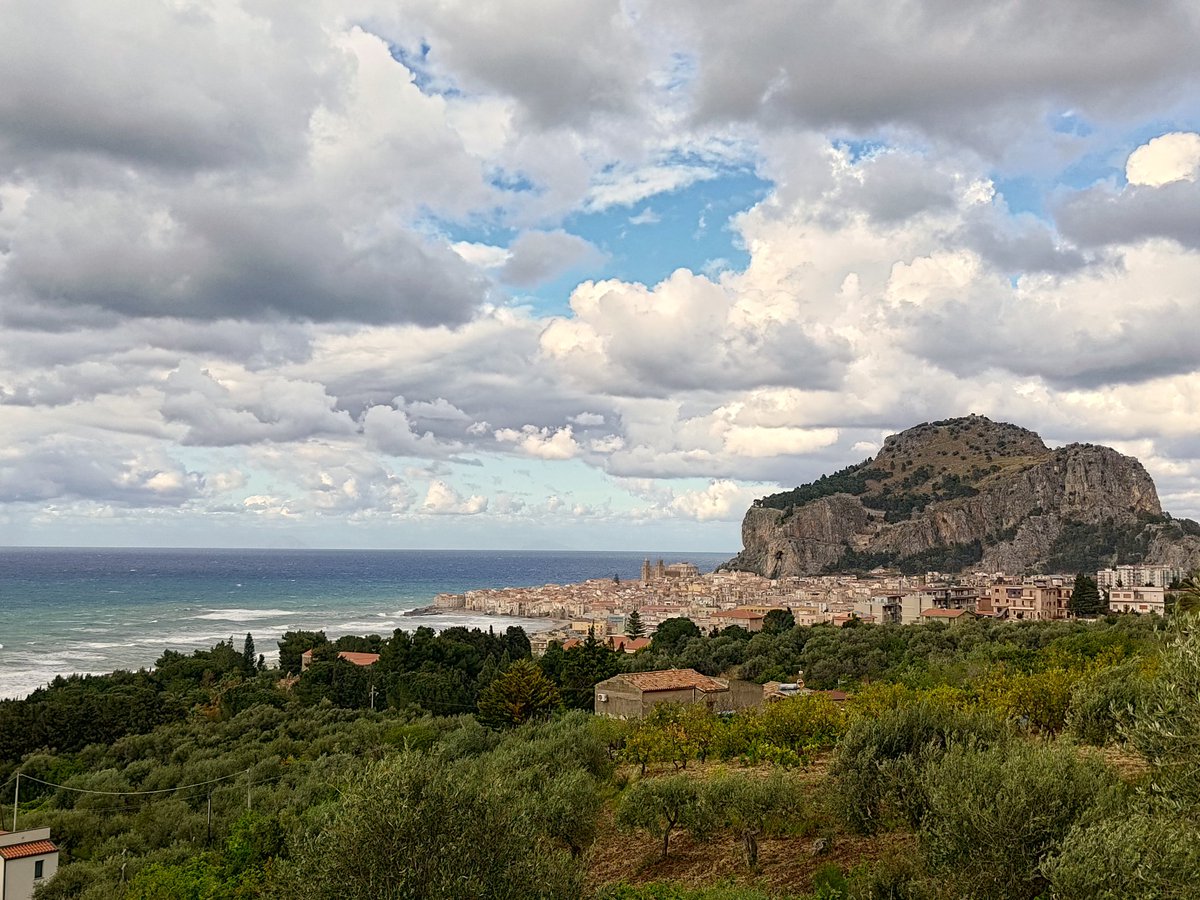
[161,363,356,446]
[499,230,605,286]
[898,295,1200,389]
[842,152,959,224]
[0,1,335,174]
[389,0,649,129]
[660,0,1200,144]
[3,186,488,326]
[0,436,201,506]
[1055,180,1200,250]
[960,212,1089,274]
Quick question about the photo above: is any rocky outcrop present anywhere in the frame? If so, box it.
[725,416,1199,576]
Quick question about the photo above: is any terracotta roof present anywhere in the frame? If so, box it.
[302,649,380,666]
[920,608,970,618]
[0,839,58,860]
[336,651,380,667]
[618,668,728,693]
[610,636,652,652]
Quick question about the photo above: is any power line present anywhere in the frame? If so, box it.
[18,769,251,796]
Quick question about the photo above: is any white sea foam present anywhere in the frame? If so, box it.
[190,608,295,622]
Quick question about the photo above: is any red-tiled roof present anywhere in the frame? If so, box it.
[0,839,57,860]
[336,651,380,667]
[300,649,380,666]
[618,668,727,693]
[920,608,970,618]
[610,635,652,652]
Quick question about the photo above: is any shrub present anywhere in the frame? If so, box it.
[920,742,1118,899]
[1066,658,1149,746]
[1042,811,1200,899]
[279,751,581,899]
[1124,617,1200,811]
[830,700,1009,834]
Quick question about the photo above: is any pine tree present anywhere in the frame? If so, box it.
[476,659,561,727]
[626,610,645,639]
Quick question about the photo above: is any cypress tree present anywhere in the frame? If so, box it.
[1069,574,1102,617]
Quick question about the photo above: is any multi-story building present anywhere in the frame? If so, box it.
[986,577,1072,621]
[1096,565,1183,590]
[1108,586,1166,615]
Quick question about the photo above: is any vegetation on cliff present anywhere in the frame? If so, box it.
[729,415,1200,577]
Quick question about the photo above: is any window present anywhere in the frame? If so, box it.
[35,859,44,879]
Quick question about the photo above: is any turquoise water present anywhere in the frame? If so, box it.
[0,548,732,698]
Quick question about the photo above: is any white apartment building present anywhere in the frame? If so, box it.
[1096,565,1182,590]
[1108,586,1166,616]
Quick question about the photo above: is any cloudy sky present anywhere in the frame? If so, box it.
[2,0,1200,551]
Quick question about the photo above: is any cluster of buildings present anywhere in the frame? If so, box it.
[434,559,1183,652]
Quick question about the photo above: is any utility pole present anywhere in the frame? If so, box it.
[206,792,212,846]
[11,772,18,831]
[369,683,377,712]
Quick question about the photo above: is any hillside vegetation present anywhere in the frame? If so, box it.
[3,611,1198,898]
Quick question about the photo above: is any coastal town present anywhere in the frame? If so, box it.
[428,559,1184,653]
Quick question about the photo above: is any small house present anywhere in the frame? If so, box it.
[593,668,761,718]
[0,828,59,900]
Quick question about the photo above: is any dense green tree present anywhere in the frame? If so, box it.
[1069,574,1103,617]
[761,608,795,634]
[476,659,561,728]
[652,617,702,654]
[282,752,582,899]
[921,742,1118,899]
[554,634,621,709]
[1175,570,1200,615]
[277,630,327,675]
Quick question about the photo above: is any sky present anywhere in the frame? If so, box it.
[2,0,1200,552]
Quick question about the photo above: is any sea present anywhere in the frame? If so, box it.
[0,547,733,700]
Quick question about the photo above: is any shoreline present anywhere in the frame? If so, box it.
[404,605,569,633]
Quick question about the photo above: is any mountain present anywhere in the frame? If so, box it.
[723,415,1200,577]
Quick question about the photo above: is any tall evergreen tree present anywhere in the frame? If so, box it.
[242,633,256,674]
[476,659,560,727]
[626,610,645,639]
[1069,574,1102,617]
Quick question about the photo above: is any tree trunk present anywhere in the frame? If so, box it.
[744,832,758,871]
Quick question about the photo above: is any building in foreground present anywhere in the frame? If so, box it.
[0,828,59,900]
[1108,586,1167,615]
[593,668,762,718]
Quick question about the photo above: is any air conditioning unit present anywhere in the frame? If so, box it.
[597,693,608,702]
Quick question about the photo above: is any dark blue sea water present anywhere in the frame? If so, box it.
[0,548,732,699]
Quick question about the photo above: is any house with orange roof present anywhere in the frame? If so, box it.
[608,635,652,654]
[1,828,59,900]
[300,649,381,672]
[593,668,761,718]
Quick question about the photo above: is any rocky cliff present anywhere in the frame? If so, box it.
[724,415,1200,576]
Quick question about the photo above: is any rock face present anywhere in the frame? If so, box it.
[724,415,1200,576]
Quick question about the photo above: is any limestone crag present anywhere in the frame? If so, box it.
[724,416,1198,576]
